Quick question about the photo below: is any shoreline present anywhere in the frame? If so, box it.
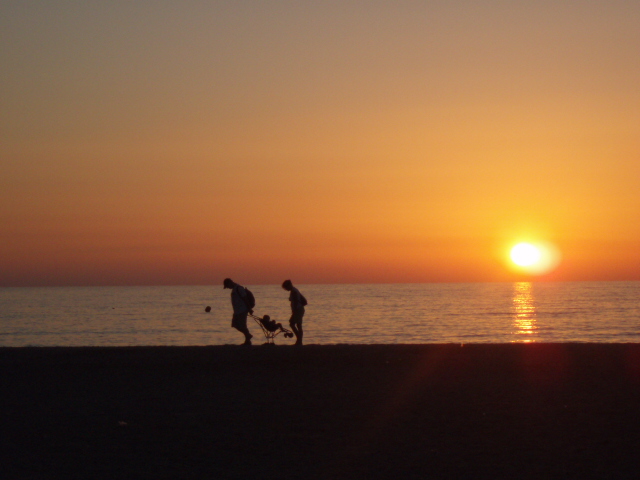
[3,344,640,479]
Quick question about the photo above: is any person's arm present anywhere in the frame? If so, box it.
[290,288,301,308]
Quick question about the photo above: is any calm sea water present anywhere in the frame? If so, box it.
[1,282,639,346]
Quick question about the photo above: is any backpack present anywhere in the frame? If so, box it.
[243,287,256,309]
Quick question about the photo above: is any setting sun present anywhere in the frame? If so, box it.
[509,241,562,276]
[510,243,541,267]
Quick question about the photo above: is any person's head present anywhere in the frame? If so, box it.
[262,315,270,321]
[282,279,293,291]
[223,278,234,289]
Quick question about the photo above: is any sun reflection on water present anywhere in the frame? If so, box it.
[512,282,537,342]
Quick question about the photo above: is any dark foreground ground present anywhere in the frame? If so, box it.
[2,344,640,479]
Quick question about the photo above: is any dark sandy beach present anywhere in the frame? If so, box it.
[2,344,640,479]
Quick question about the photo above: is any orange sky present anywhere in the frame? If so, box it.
[2,1,639,286]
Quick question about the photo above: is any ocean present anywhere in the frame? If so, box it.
[1,282,639,346]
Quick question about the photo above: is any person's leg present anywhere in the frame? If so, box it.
[289,309,304,345]
[232,313,252,345]
[237,325,252,344]
[289,319,298,336]
[289,320,300,343]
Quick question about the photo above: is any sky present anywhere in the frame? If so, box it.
[1,1,639,287]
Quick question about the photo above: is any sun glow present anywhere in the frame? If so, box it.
[509,241,561,276]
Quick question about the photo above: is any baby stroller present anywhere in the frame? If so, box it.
[249,313,294,345]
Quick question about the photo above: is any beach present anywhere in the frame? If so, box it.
[2,344,640,479]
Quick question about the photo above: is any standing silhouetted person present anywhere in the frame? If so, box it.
[223,278,253,345]
[282,280,307,346]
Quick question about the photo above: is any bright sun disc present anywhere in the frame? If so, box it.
[508,241,562,275]
[510,243,541,267]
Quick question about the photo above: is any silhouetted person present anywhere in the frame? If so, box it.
[282,280,307,345]
[223,278,253,345]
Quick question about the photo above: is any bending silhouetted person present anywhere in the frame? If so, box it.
[282,280,307,346]
[223,278,253,345]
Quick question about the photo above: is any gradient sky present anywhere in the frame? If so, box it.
[2,1,639,286]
